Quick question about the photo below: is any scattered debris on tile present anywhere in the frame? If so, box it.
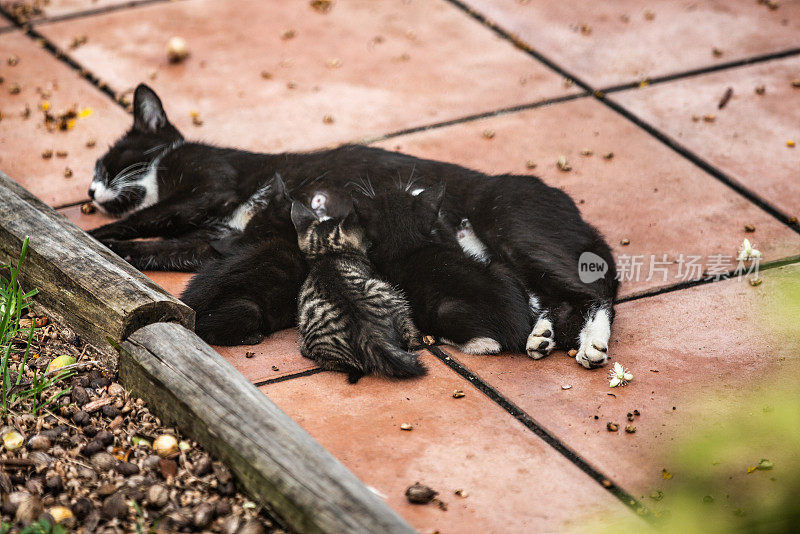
[717,87,733,109]
[627,412,634,421]
[737,238,762,261]
[454,489,468,498]
[703,114,716,122]
[525,160,537,169]
[602,152,614,159]
[556,155,571,172]
[280,29,297,40]
[69,35,88,50]
[434,498,448,511]
[606,422,619,432]
[9,83,21,95]
[692,114,700,122]
[190,111,204,126]
[625,424,636,434]
[286,81,297,89]
[568,349,578,357]
[325,58,342,69]
[323,115,334,124]
[561,385,572,390]
[452,390,465,398]
[271,365,279,371]
[638,79,649,88]
[310,0,333,14]
[601,479,612,488]
[620,238,630,246]
[644,10,655,21]
[712,47,723,58]
[579,24,592,36]
[63,167,73,178]
[634,409,641,416]
[755,85,766,95]
[245,351,255,358]
[482,129,495,140]
[580,148,593,156]
[650,490,664,501]
[81,202,96,215]
[400,423,413,431]
[405,482,437,504]
[749,278,763,287]
[41,149,53,159]
[662,468,673,480]
[609,362,633,388]
[56,150,68,158]
[423,335,435,345]
[166,36,189,63]
[744,224,756,233]
[260,71,273,80]
[7,55,19,66]
[594,90,605,98]
[792,79,800,88]
[787,140,795,148]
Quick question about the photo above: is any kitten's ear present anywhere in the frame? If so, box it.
[417,182,446,213]
[290,201,317,234]
[268,173,288,200]
[133,84,169,133]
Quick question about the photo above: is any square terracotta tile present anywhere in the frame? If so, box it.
[436,262,800,497]
[58,204,316,382]
[375,97,800,297]
[0,31,129,207]
[611,56,800,219]
[261,352,632,533]
[37,0,579,153]
[459,0,800,87]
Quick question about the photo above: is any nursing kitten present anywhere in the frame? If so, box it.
[91,84,617,368]
[351,185,532,355]
[291,202,424,383]
[180,175,305,345]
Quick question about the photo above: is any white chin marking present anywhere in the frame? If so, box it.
[458,337,502,355]
[456,221,490,264]
[576,307,611,369]
[410,188,425,197]
[91,181,116,204]
[526,315,555,359]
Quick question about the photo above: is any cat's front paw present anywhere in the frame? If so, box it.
[526,316,555,359]
[89,224,122,242]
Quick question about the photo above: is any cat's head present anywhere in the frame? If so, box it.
[242,173,294,236]
[350,183,445,261]
[89,84,183,216]
[290,202,366,258]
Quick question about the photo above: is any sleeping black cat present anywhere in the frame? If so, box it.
[90,84,618,368]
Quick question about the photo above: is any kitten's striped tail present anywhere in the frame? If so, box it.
[369,342,427,380]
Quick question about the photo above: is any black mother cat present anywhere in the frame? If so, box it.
[89,84,617,368]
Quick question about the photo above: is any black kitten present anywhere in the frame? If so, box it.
[351,185,532,355]
[179,175,305,345]
[92,84,617,368]
[291,203,424,383]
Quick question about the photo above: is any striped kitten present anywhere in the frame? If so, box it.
[291,202,425,383]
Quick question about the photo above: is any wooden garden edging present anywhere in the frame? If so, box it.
[0,173,416,534]
[0,172,193,367]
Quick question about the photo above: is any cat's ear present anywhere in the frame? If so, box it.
[133,84,169,133]
[290,201,317,234]
[417,181,446,213]
[268,173,288,201]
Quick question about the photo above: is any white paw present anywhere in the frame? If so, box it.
[575,339,608,369]
[526,317,555,360]
[459,337,502,355]
[575,307,611,369]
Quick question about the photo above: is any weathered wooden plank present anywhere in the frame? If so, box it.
[0,172,193,366]
[119,322,416,534]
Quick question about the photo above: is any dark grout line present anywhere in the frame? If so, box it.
[0,5,127,111]
[616,254,800,304]
[600,46,800,94]
[424,344,650,518]
[253,367,324,388]
[8,0,174,28]
[443,0,800,237]
[364,91,589,144]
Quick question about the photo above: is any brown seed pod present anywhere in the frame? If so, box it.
[405,482,437,504]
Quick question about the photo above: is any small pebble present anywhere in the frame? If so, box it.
[400,423,413,431]
[606,422,619,432]
[452,390,465,398]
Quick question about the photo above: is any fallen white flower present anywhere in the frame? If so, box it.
[609,362,633,388]
[737,238,762,261]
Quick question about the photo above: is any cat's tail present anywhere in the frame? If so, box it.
[368,342,427,380]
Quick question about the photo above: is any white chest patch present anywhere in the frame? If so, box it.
[137,165,160,210]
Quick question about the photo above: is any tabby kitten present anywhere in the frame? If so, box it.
[291,202,425,383]
[351,184,532,355]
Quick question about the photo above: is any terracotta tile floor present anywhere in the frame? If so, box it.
[4,1,800,531]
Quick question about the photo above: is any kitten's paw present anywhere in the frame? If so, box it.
[575,340,608,369]
[526,317,555,360]
[458,337,501,355]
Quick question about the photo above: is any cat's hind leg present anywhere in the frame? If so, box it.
[103,237,222,271]
[525,293,556,359]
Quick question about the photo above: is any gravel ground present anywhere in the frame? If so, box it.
[0,313,286,533]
